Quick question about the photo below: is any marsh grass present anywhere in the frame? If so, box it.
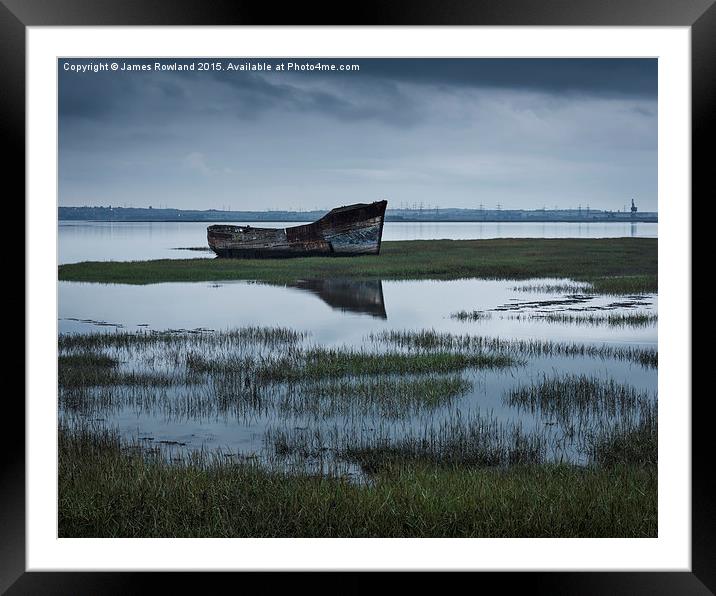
[61,374,472,422]
[58,353,119,368]
[266,413,549,472]
[185,346,516,383]
[58,238,658,294]
[58,425,656,537]
[339,420,547,472]
[278,375,473,419]
[301,348,514,377]
[58,327,513,423]
[265,395,655,474]
[513,282,595,294]
[590,275,657,295]
[506,374,652,417]
[589,416,657,467]
[450,310,493,322]
[59,326,307,353]
[503,374,657,454]
[58,351,177,390]
[369,329,657,368]
[58,322,658,535]
[507,312,657,328]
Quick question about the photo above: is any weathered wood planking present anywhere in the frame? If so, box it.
[207,201,387,258]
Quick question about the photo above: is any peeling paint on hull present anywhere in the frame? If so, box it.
[208,200,387,258]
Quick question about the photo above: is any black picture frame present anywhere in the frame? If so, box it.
[7,0,707,593]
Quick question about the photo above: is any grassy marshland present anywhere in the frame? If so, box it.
[58,238,657,293]
[368,329,657,368]
[265,399,656,472]
[590,418,658,468]
[504,312,657,328]
[58,325,307,352]
[267,413,549,469]
[60,374,475,423]
[186,348,516,381]
[58,324,657,537]
[58,328,510,420]
[58,326,656,426]
[277,375,473,419]
[58,426,657,538]
[58,327,656,425]
[58,353,179,389]
[59,329,519,383]
[505,374,656,428]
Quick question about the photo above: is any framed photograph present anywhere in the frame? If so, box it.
[11,0,707,592]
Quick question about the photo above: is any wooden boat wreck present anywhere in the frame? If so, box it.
[207,200,387,258]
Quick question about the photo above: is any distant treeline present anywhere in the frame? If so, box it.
[59,206,658,223]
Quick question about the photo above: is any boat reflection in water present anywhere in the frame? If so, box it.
[286,279,387,319]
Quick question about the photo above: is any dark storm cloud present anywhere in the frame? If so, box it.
[59,61,419,128]
[59,67,188,123]
[59,58,656,124]
[353,59,657,98]
[58,58,658,212]
[211,71,419,126]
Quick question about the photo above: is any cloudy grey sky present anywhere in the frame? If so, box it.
[59,58,657,212]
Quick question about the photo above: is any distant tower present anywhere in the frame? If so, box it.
[630,199,638,217]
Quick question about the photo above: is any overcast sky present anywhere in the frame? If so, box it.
[59,58,657,212]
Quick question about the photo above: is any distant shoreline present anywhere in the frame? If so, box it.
[60,218,658,224]
[58,206,658,225]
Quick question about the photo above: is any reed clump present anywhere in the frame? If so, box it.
[508,312,657,328]
[512,282,595,294]
[505,374,653,421]
[59,326,307,353]
[278,375,473,419]
[266,413,548,472]
[450,310,493,322]
[368,329,657,368]
[59,351,177,389]
[588,416,657,467]
[183,347,516,383]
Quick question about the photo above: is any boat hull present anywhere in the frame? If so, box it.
[207,200,387,258]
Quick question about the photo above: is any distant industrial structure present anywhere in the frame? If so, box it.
[59,203,657,223]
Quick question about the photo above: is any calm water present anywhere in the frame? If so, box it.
[59,278,657,346]
[59,220,657,264]
[59,277,657,469]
